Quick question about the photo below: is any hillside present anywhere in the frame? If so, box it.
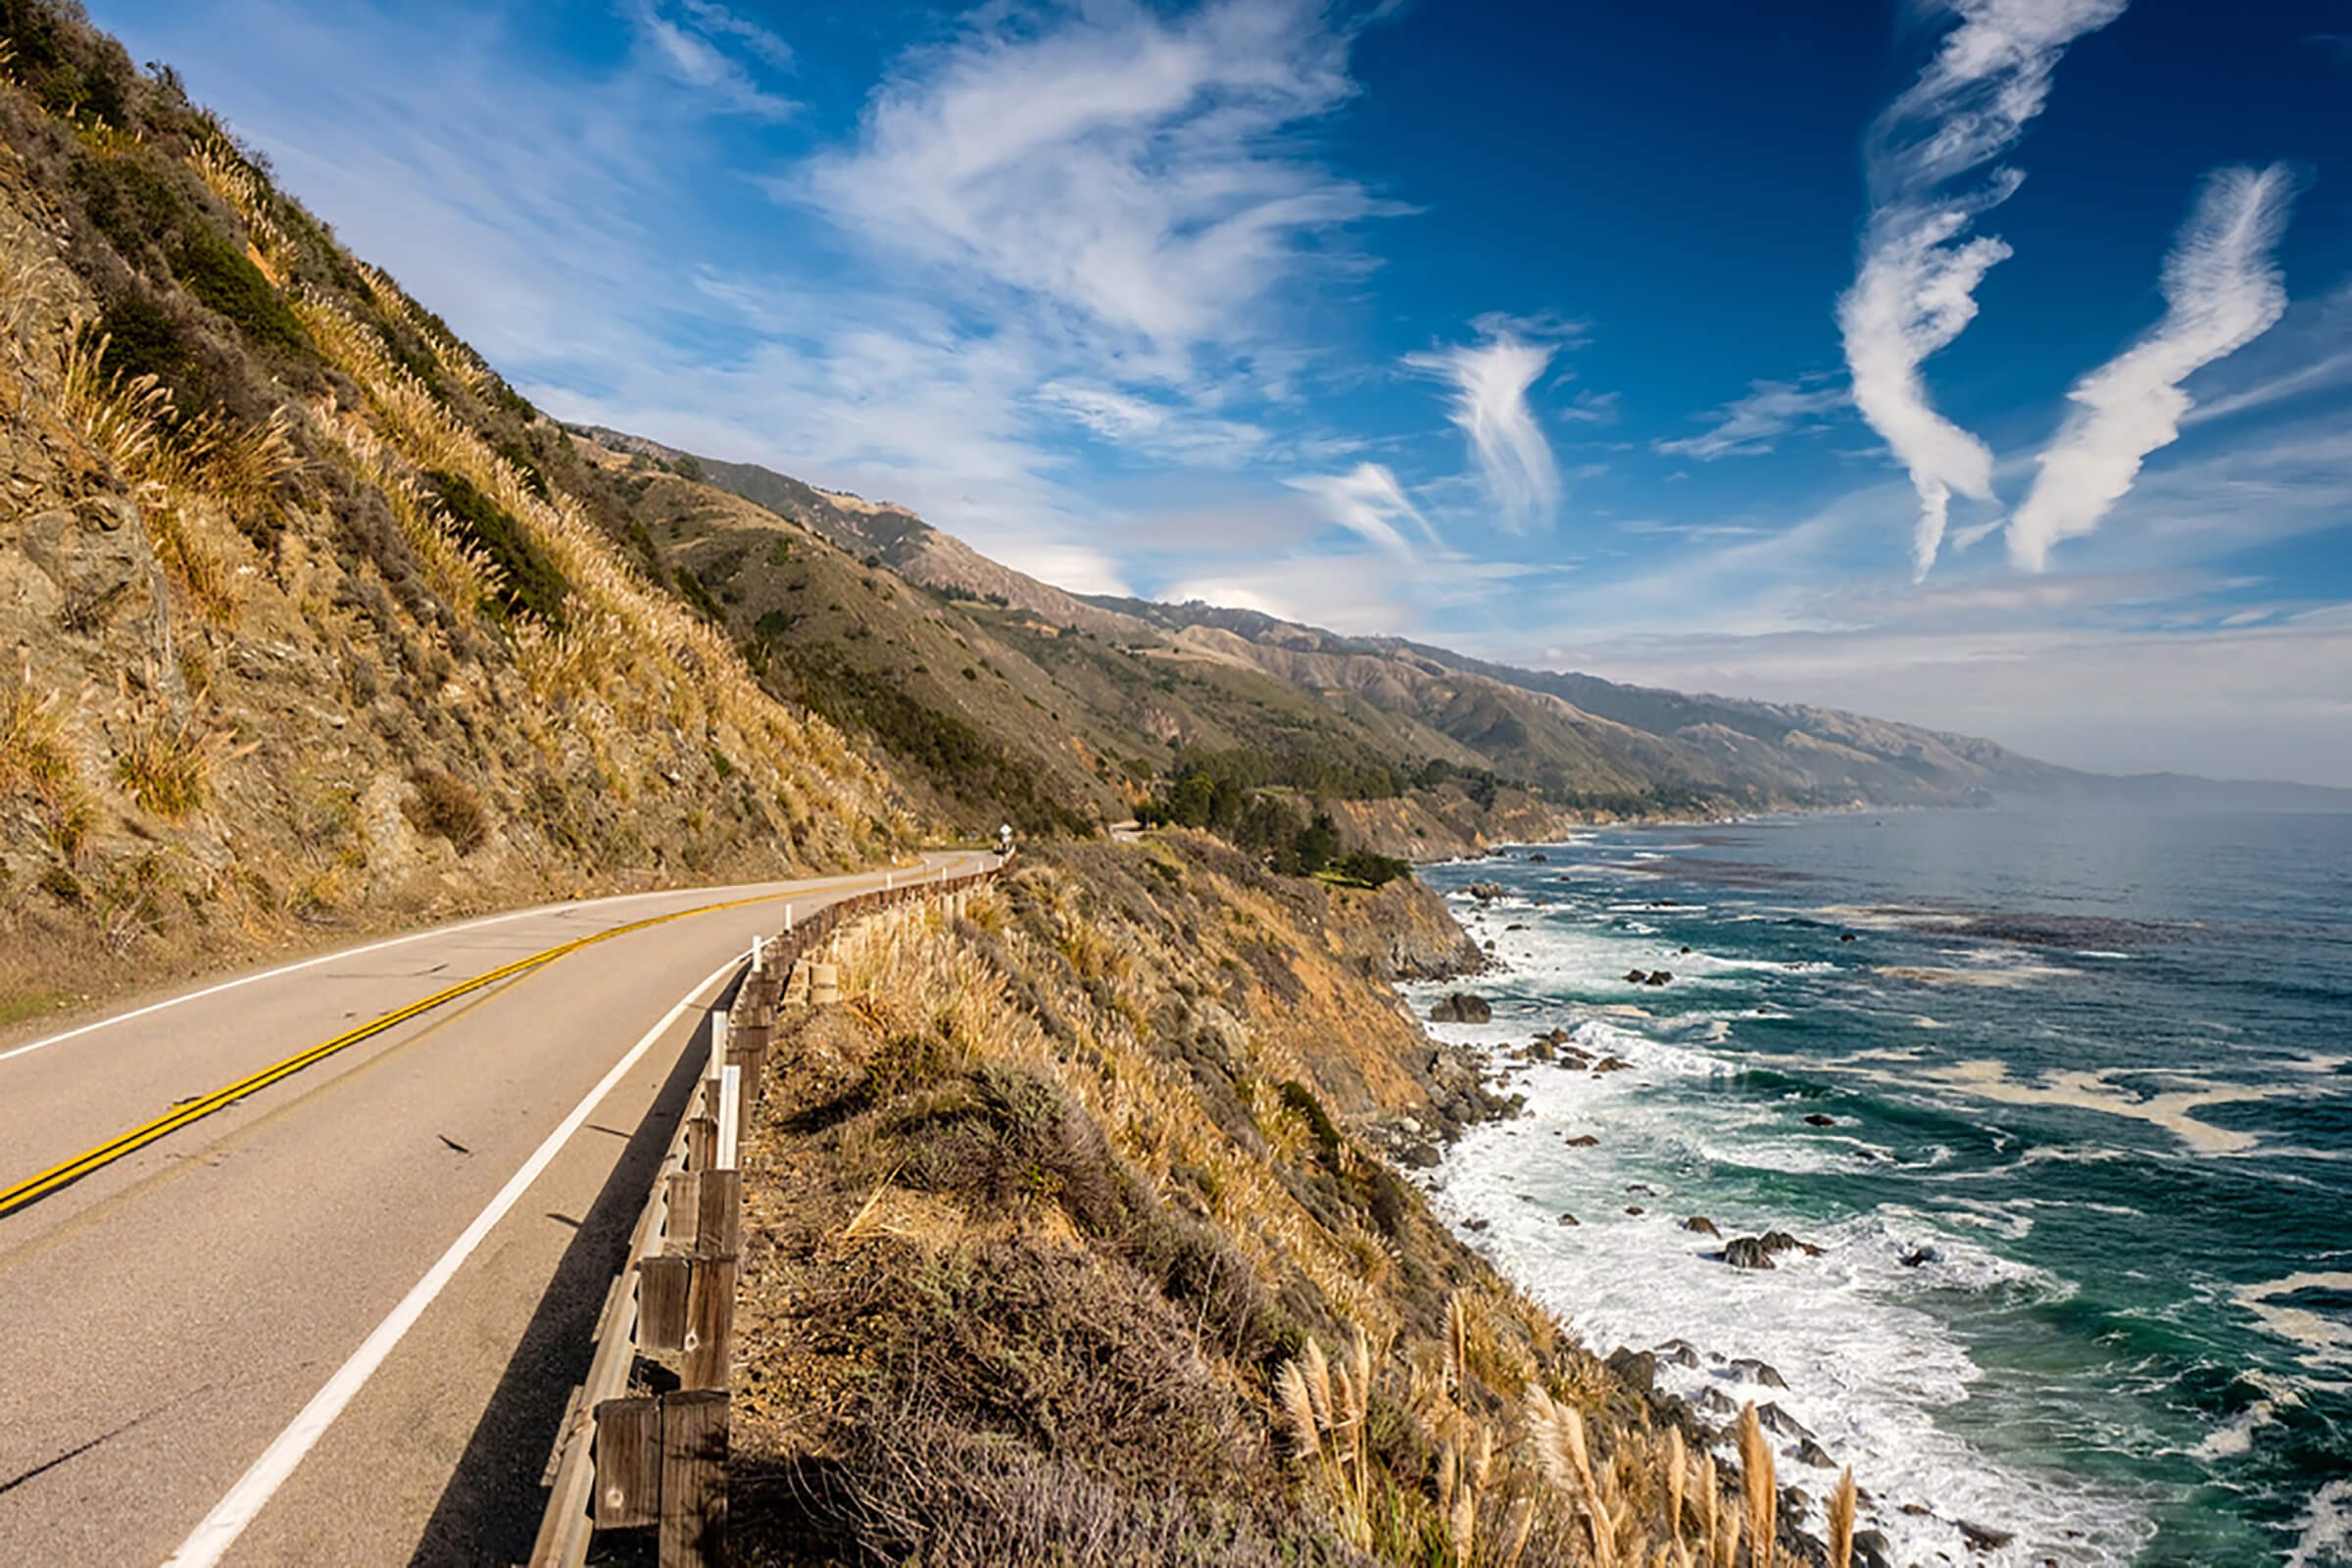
[0,12,904,1012]
[583,430,2351,850]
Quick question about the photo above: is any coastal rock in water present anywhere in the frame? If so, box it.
[1683,1215,1722,1237]
[1624,969,1649,984]
[1851,1530,1894,1568]
[1958,1521,2015,1552]
[1504,922,1525,932]
[1643,970,1673,986]
[1604,1348,1656,1396]
[1901,1247,1941,1268]
[1625,1205,1645,1215]
[1429,993,1494,1024]
[1561,1133,1599,1148]
[1557,1212,1579,1226]
[1756,1402,1815,1442]
[1729,1357,1789,1389]
[1803,1112,1837,1127]
[1723,1237,1778,1270]
[1839,931,1859,943]
[1796,1439,1837,1470]
[1655,1339,1703,1368]
[1699,1388,1738,1416]
[1758,1230,1807,1256]
[1593,1055,1633,1073]
[1467,882,1505,903]
[1528,853,1548,862]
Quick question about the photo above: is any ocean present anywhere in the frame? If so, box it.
[1404,808,2352,1566]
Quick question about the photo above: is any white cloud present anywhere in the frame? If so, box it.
[678,0,795,70]
[2009,165,2295,571]
[1034,380,1272,465]
[1838,0,2126,580]
[1402,331,1564,531]
[1284,463,1442,560]
[1654,377,1848,460]
[624,0,798,119]
[794,0,1391,357]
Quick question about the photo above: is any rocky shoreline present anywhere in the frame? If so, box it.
[1380,958,2034,1566]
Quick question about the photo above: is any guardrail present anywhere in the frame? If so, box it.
[528,857,1004,1568]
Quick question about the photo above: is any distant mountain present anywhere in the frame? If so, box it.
[572,428,2350,824]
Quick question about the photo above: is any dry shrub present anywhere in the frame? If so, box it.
[0,668,77,803]
[113,709,222,819]
[404,767,487,854]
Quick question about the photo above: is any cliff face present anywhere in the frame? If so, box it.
[729,838,1820,1566]
[0,16,902,1017]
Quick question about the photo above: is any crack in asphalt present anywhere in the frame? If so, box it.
[0,1382,217,1497]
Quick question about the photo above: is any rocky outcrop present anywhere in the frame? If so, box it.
[1429,992,1493,1024]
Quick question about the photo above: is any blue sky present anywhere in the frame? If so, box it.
[96,0,2352,782]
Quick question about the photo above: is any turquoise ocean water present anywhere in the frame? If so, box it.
[1406,808,2352,1566]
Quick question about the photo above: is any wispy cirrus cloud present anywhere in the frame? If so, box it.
[2009,165,2296,571]
[1034,380,1273,466]
[625,0,799,119]
[794,0,1395,358]
[1838,0,2126,581]
[1654,376,1848,460]
[1285,462,1443,560]
[1403,326,1564,531]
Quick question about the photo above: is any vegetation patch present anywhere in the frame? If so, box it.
[404,767,488,854]
[425,467,568,623]
[169,223,311,360]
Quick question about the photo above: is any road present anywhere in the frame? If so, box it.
[0,852,992,1567]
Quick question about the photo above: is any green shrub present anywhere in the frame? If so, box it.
[1325,850,1409,889]
[426,468,568,624]
[673,564,724,624]
[170,224,311,359]
[95,291,194,390]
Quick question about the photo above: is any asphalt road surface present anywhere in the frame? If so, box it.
[0,853,991,1566]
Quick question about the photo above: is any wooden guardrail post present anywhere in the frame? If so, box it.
[538,862,1008,1568]
[659,1390,728,1566]
[591,1396,660,1529]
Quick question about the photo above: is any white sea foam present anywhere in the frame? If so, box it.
[2188,1397,2279,1461]
[2233,1273,2352,1369]
[1426,1108,2146,1564]
[2286,1478,2352,1567]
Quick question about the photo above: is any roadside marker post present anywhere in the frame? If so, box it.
[714,1064,741,1172]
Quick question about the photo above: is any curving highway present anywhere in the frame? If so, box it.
[0,852,992,1567]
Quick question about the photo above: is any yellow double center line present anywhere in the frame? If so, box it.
[0,885,811,1219]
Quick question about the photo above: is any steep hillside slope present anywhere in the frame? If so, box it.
[734,838,1839,1566]
[0,11,902,1013]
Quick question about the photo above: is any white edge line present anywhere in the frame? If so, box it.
[160,953,744,1568]
[0,865,896,1070]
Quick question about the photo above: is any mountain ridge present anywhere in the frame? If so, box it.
[573,427,2352,817]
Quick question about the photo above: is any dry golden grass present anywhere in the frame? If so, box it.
[818,849,1837,1568]
[288,285,898,854]
[112,693,234,820]
[0,665,75,803]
